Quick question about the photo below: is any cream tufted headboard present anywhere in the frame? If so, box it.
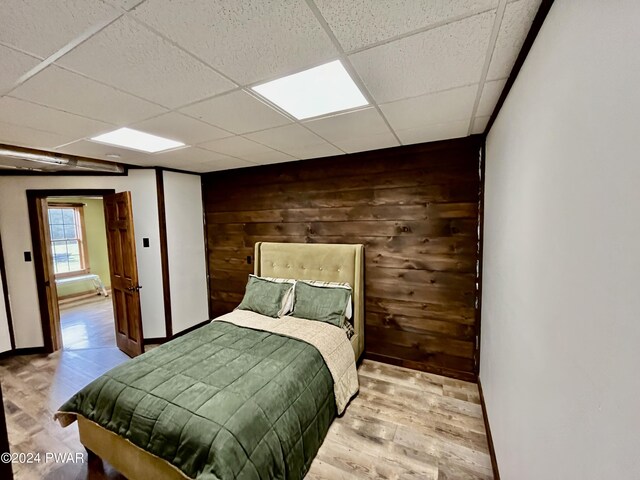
[254,242,365,360]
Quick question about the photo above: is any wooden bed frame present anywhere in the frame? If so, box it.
[79,242,365,479]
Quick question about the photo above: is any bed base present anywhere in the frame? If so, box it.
[78,416,188,479]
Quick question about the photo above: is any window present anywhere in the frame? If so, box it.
[47,204,89,277]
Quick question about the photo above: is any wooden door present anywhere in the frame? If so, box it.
[104,192,144,357]
[31,197,62,351]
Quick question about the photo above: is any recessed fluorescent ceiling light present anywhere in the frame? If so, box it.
[90,127,184,153]
[252,60,368,120]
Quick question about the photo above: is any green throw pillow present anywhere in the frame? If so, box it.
[237,276,292,318]
[291,281,351,327]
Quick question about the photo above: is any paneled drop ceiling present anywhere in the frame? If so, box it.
[0,0,541,173]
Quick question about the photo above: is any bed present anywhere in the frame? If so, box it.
[55,273,109,297]
[55,242,364,480]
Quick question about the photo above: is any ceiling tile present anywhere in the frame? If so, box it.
[143,146,211,164]
[289,143,344,160]
[187,155,257,172]
[487,0,542,80]
[349,10,495,103]
[477,79,507,117]
[103,0,145,10]
[472,116,490,134]
[172,163,222,173]
[54,139,151,164]
[0,121,75,150]
[139,146,252,170]
[334,132,399,154]
[181,91,291,135]
[130,112,232,145]
[304,108,399,153]
[395,119,469,145]
[246,150,298,165]
[0,97,111,139]
[230,124,343,159]
[316,0,499,52]
[0,0,120,58]
[246,124,326,151]
[195,162,251,172]
[11,65,167,125]
[0,45,41,93]
[380,85,477,132]
[132,0,337,85]
[199,136,281,162]
[174,160,248,173]
[57,16,235,108]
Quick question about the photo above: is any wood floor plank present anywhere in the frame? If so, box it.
[1,303,492,479]
[327,421,440,479]
[306,458,360,480]
[59,297,115,350]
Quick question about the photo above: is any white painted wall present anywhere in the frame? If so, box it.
[480,1,640,478]
[126,170,166,339]
[163,171,208,334]
[0,169,166,348]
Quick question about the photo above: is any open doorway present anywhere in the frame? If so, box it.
[27,189,145,358]
[46,196,114,350]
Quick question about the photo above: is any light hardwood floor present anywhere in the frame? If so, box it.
[1,305,493,479]
[60,296,115,350]
[308,361,492,479]
[1,348,129,479]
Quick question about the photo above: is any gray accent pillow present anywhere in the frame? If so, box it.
[291,281,351,327]
[237,276,293,318]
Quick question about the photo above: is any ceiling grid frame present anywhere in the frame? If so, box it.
[303,0,402,146]
[0,0,543,172]
[130,4,351,157]
[0,10,125,98]
[342,4,501,57]
[467,0,509,135]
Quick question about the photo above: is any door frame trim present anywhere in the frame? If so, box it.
[27,189,115,353]
[0,234,15,351]
[154,169,173,338]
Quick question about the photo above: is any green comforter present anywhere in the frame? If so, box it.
[58,321,337,479]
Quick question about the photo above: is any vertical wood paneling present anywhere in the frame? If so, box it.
[202,137,482,381]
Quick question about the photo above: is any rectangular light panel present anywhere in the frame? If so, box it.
[252,60,368,120]
[90,127,185,153]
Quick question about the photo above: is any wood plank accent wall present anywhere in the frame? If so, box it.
[202,136,482,381]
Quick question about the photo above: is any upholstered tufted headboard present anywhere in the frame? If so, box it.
[254,242,365,360]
